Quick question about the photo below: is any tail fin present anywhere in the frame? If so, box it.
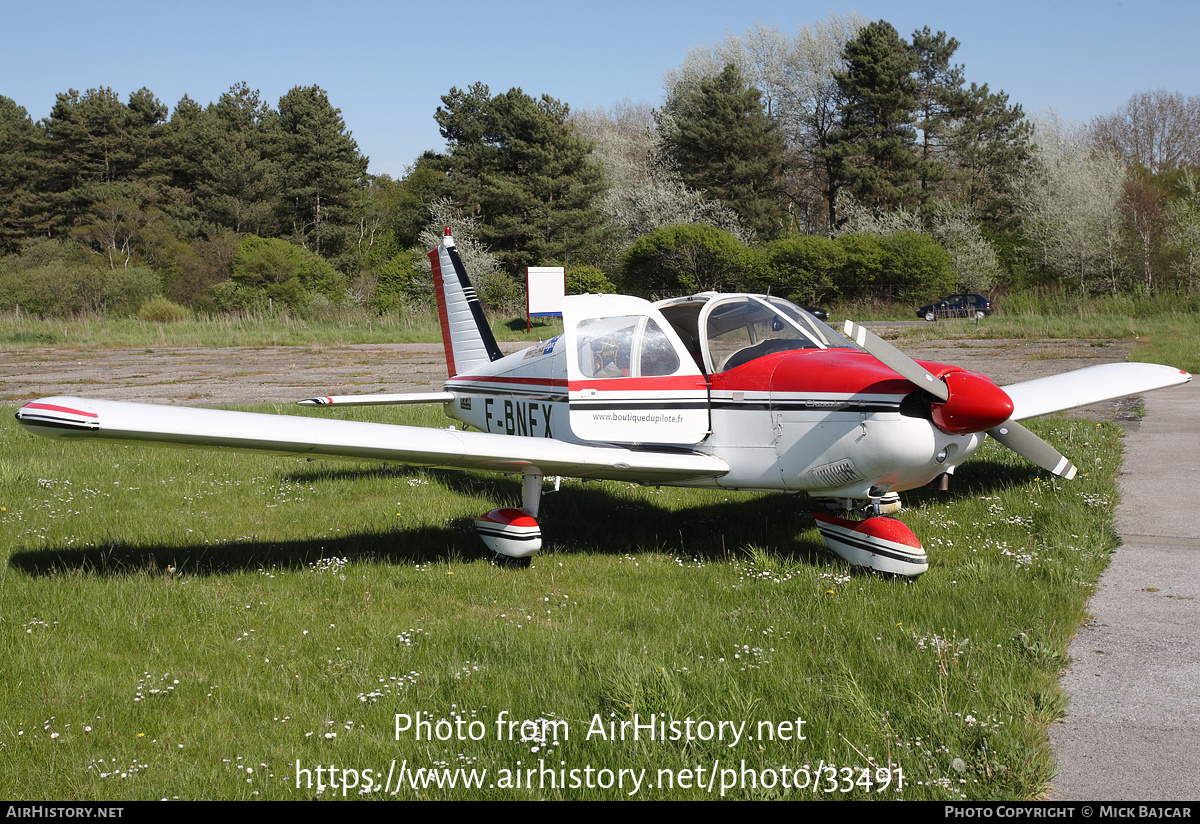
[428,228,503,378]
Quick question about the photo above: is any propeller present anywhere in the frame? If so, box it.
[843,321,1078,479]
[842,321,949,401]
[987,420,1077,479]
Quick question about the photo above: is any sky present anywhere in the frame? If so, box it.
[3,0,1198,178]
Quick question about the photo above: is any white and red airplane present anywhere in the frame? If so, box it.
[15,230,1191,576]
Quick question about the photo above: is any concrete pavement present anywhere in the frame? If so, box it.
[1049,379,1200,800]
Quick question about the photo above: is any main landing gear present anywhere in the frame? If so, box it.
[812,495,928,577]
[472,479,930,577]
[474,472,544,564]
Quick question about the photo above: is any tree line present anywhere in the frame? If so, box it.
[3,17,1200,321]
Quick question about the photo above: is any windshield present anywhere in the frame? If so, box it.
[703,296,851,373]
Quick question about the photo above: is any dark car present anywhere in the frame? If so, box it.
[801,306,829,322]
[916,293,994,321]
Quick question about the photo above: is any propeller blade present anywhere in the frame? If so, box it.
[987,419,1078,479]
[843,320,950,401]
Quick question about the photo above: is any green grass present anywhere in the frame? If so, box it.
[0,308,563,350]
[1,402,1124,800]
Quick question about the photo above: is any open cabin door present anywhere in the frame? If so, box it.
[563,294,710,444]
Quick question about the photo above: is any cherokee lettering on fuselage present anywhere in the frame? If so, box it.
[483,398,555,438]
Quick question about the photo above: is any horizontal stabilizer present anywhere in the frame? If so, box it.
[17,396,728,484]
[297,392,455,407]
[1004,362,1190,421]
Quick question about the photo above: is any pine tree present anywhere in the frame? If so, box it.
[0,96,48,251]
[435,85,610,276]
[42,87,168,233]
[200,83,282,237]
[661,64,785,239]
[946,83,1032,228]
[820,21,920,224]
[273,86,368,256]
[910,27,969,197]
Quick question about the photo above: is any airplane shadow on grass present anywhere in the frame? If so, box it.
[8,458,1042,580]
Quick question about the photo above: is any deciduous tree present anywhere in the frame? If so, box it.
[1017,114,1126,294]
[1166,170,1200,295]
[574,102,743,264]
[1090,89,1200,174]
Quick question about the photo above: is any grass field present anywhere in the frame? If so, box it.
[0,308,563,351]
[1,399,1126,800]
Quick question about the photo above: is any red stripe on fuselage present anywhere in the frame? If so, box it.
[567,375,709,393]
[452,349,970,399]
[449,375,568,388]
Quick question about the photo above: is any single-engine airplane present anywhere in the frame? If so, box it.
[16,230,1192,576]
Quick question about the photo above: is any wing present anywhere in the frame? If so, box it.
[1003,363,1191,421]
[15,397,729,484]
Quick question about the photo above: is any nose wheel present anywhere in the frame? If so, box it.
[813,512,928,577]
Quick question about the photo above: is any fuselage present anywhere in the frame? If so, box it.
[442,294,986,500]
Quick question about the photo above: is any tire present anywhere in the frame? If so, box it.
[924,311,936,322]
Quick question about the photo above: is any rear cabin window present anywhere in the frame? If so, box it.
[576,316,680,378]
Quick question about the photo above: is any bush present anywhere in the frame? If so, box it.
[879,231,955,301]
[0,262,86,316]
[619,225,751,298]
[167,231,239,307]
[475,269,524,311]
[0,261,160,317]
[200,280,268,316]
[370,249,426,313]
[230,236,345,306]
[763,235,845,303]
[16,237,92,267]
[833,233,885,300]
[94,266,162,316]
[138,296,191,322]
[566,264,615,294]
